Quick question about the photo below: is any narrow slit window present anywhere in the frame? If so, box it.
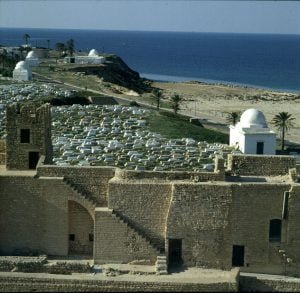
[89,234,94,242]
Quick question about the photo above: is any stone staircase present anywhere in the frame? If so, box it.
[62,177,97,213]
[155,254,168,275]
[111,210,168,275]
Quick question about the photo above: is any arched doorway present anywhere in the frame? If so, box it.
[68,201,94,256]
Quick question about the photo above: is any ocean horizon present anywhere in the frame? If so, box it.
[1,27,300,92]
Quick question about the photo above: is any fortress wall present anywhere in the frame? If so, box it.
[108,178,172,249]
[285,185,300,268]
[167,183,233,269]
[94,208,158,264]
[230,183,290,272]
[6,103,52,170]
[0,176,95,256]
[37,165,115,206]
[0,273,239,292]
[228,154,295,176]
[114,168,224,182]
[0,140,5,165]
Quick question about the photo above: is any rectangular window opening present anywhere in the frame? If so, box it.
[20,129,30,143]
[89,234,94,242]
[69,234,75,241]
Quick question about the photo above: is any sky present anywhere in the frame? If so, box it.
[0,0,300,35]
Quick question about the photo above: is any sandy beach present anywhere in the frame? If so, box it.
[152,81,300,145]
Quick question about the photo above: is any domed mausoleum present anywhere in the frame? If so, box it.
[12,61,32,81]
[64,48,105,64]
[25,50,39,67]
[229,108,276,154]
[88,49,99,57]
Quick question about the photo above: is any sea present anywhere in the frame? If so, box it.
[1,27,300,92]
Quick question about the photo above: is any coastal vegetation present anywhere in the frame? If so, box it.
[151,88,163,111]
[0,51,19,77]
[170,93,183,114]
[226,112,240,126]
[147,110,228,143]
[272,112,295,151]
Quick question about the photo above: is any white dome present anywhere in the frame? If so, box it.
[239,108,268,128]
[26,50,37,59]
[15,61,28,70]
[88,49,99,57]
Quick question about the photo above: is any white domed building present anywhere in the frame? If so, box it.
[229,109,276,155]
[25,50,39,67]
[12,61,32,81]
[64,48,105,64]
[88,49,99,57]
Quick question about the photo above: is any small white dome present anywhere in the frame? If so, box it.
[240,108,268,128]
[26,51,37,59]
[88,49,99,57]
[15,61,28,70]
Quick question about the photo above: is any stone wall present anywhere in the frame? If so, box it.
[37,164,115,206]
[240,274,300,292]
[108,178,172,250]
[0,273,238,292]
[166,182,233,269]
[0,176,95,256]
[94,208,158,264]
[0,140,5,165]
[6,103,53,170]
[227,154,296,176]
[114,168,224,182]
[285,184,300,274]
[230,183,290,274]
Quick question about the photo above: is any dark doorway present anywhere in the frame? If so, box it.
[28,152,39,169]
[232,245,244,267]
[168,239,182,266]
[256,142,264,154]
[269,219,282,242]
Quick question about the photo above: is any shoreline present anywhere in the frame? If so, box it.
[141,73,300,94]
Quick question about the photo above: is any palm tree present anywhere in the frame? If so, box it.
[226,112,240,126]
[152,89,163,111]
[66,39,75,57]
[23,34,30,45]
[170,93,183,114]
[271,112,295,151]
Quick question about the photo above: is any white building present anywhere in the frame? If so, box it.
[25,51,39,67]
[64,49,105,65]
[229,108,276,155]
[12,61,32,81]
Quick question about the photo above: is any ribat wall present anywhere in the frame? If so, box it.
[166,182,233,270]
[285,185,300,273]
[0,176,94,256]
[108,177,172,250]
[227,154,295,176]
[0,140,5,165]
[230,183,290,274]
[37,165,115,206]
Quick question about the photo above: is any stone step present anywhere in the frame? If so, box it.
[111,210,161,255]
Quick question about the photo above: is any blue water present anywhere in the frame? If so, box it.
[1,27,300,92]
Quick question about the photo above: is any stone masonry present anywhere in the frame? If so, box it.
[0,102,300,286]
